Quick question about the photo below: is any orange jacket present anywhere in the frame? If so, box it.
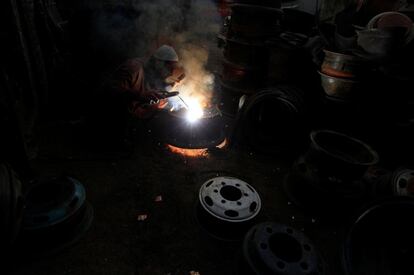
[110,58,165,118]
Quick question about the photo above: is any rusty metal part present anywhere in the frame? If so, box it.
[343,197,414,275]
[319,71,361,100]
[305,130,379,181]
[241,222,325,275]
[229,4,283,39]
[196,176,261,241]
[321,50,366,79]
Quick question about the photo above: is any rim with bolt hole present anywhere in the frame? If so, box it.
[243,222,325,275]
[199,176,261,222]
[392,168,414,197]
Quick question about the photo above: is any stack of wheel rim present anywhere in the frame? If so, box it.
[319,49,368,103]
[0,163,24,250]
[219,0,284,117]
[196,176,262,241]
[20,176,93,255]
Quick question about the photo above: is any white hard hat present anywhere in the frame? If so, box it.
[153,45,179,62]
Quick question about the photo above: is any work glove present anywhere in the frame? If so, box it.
[141,91,162,105]
[142,90,168,109]
[129,91,168,119]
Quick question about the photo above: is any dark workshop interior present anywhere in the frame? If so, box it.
[1,0,414,274]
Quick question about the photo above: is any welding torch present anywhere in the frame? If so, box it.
[143,91,180,106]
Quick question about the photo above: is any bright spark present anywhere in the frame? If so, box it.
[185,98,203,123]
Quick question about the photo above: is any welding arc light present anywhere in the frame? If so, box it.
[185,98,203,123]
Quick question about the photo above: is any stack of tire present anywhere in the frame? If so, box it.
[0,163,24,251]
[219,0,283,117]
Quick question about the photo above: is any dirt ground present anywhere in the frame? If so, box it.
[4,116,351,275]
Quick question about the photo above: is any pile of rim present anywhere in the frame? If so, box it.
[219,1,284,118]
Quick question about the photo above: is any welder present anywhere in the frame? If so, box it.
[89,45,185,152]
[109,44,184,117]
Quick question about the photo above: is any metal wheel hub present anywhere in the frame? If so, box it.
[243,222,324,275]
[393,169,414,196]
[199,176,261,222]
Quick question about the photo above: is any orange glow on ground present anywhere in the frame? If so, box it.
[167,139,227,158]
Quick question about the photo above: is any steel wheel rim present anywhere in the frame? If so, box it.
[199,176,261,222]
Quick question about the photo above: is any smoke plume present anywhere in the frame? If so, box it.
[89,0,221,108]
